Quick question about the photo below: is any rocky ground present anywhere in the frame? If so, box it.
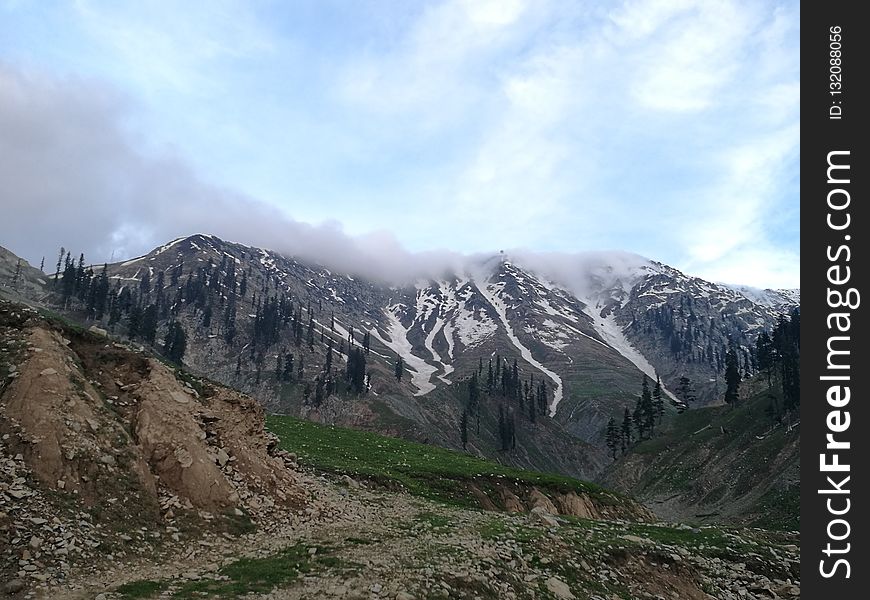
[3,445,801,600]
[6,467,801,600]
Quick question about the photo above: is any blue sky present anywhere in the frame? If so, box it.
[0,0,799,287]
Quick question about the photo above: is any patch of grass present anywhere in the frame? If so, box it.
[478,517,543,544]
[165,544,350,598]
[414,511,453,530]
[750,484,799,531]
[266,415,630,510]
[115,579,169,599]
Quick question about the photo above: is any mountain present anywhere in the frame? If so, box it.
[0,236,799,482]
[0,297,800,598]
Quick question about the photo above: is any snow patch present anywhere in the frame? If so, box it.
[581,307,678,402]
[478,281,564,416]
[369,308,438,396]
[423,315,454,384]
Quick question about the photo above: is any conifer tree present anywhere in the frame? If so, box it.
[141,304,158,344]
[163,322,187,364]
[621,408,632,453]
[282,354,295,382]
[460,410,468,451]
[325,338,333,373]
[395,356,404,381]
[640,376,655,435]
[606,417,619,459]
[652,376,664,425]
[139,270,151,297]
[54,247,65,285]
[677,376,696,404]
[724,341,741,405]
[633,399,645,440]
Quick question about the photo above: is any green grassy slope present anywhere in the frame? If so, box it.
[601,378,799,530]
[266,414,641,516]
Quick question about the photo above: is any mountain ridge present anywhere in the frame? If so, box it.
[0,234,799,482]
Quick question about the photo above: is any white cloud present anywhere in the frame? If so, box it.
[0,0,800,288]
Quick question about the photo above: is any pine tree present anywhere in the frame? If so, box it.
[606,417,618,459]
[127,302,142,338]
[282,354,295,382]
[724,341,741,405]
[395,356,404,381]
[652,376,664,424]
[202,304,213,328]
[346,348,367,394]
[621,408,632,453]
[139,270,152,297]
[755,331,774,386]
[677,376,696,404]
[140,304,158,344]
[163,322,187,364]
[460,410,468,451]
[54,247,65,285]
[11,260,22,291]
[633,399,645,440]
[640,376,655,435]
[314,377,324,406]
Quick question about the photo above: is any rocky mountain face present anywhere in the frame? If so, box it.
[0,247,49,302]
[0,236,798,482]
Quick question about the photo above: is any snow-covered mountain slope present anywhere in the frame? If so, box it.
[8,235,798,478]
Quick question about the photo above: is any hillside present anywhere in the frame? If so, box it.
[0,237,799,485]
[0,298,800,598]
[602,378,800,531]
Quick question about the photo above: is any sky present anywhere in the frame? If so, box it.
[0,0,799,288]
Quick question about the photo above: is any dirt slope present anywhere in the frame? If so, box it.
[0,302,304,593]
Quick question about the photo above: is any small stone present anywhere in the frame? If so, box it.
[99,454,116,466]
[4,579,26,594]
[545,577,575,599]
[341,475,360,489]
[174,447,193,468]
[171,391,190,404]
[40,368,57,376]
